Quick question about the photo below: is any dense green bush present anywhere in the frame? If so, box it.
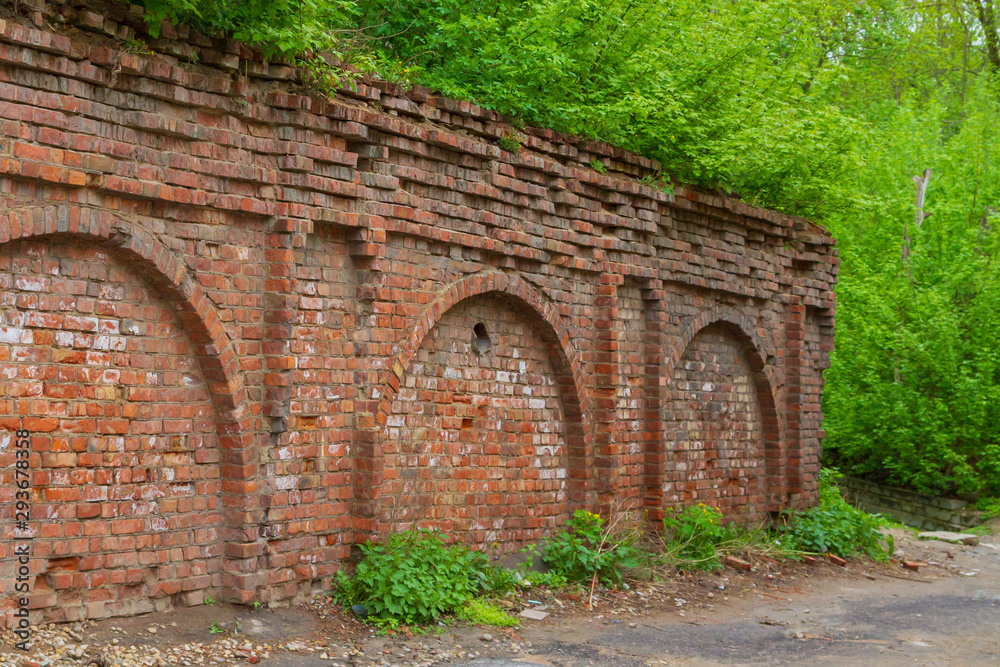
[822,79,1000,498]
[334,529,488,624]
[782,470,893,560]
[350,0,869,213]
[661,504,731,571]
[537,510,643,586]
[975,497,1000,517]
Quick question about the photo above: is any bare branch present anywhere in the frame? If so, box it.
[903,168,932,264]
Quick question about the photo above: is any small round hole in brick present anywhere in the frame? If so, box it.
[472,322,492,355]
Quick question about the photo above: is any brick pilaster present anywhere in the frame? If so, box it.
[784,298,806,498]
[229,216,310,603]
[642,286,668,521]
[263,217,309,433]
[350,215,389,545]
[594,272,623,512]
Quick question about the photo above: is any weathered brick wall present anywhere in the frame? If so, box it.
[663,323,767,518]
[382,294,570,548]
[0,1,838,625]
[1,237,225,621]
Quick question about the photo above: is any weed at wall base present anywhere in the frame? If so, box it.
[334,472,892,629]
[333,529,487,625]
[778,469,894,560]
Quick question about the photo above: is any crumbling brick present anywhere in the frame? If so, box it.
[0,3,837,627]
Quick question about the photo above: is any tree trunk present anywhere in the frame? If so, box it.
[974,0,1000,74]
[903,169,932,263]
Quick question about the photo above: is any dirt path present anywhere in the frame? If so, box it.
[3,529,998,666]
[475,528,1000,666]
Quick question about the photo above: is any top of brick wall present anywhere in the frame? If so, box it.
[0,0,835,249]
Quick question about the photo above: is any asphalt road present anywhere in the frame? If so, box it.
[264,535,1000,666]
[449,536,1000,666]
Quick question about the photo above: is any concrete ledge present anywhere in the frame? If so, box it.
[839,476,987,531]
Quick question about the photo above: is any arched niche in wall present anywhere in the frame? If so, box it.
[0,205,258,622]
[360,273,592,551]
[658,314,782,521]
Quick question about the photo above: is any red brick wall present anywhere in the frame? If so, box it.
[381,293,570,549]
[0,3,838,625]
[662,323,767,520]
[614,283,649,506]
[0,239,222,621]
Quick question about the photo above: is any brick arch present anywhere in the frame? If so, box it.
[0,203,261,603]
[655,306,786,514]
[665,307,779,388]
[355,272,592,540]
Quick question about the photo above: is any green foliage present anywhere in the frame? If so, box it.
[335,530,488,625]
[782,470,894,560]
[589,158,607,174]
[139,0,357,59]
[516,568,568,589]
[661,504,729,571]
[332,569,362,606]
[975,497,1000,518]
[480,562,519,595]
[538,510,643,586]
[352,0,875,213]
[497,131,522,153]
[118,38,154,57]
[137,0,885,215]
[822,78,1000,498]
[296,54,355,95]
[638,172,673,195]
[455,599,519,627]
[659,504,804,571]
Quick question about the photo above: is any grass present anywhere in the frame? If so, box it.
[652,521,804,572]
[455,599,519,628]
[965,523,995,536]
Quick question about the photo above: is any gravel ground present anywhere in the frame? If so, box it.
[3,527,998,667]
